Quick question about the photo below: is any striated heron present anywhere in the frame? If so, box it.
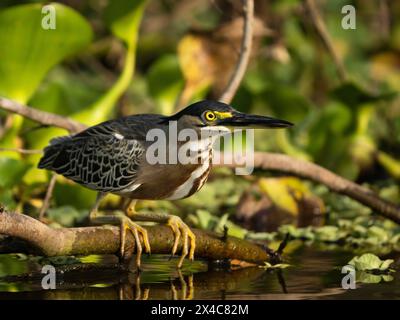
[38,100,292,268]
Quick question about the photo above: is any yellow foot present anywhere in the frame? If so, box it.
[167,216,196,268]
[120,216,151,269]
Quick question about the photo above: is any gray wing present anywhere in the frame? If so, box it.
[38,121,144,193]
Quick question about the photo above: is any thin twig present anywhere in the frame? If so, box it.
[39,174,57,220]
[0,147,42,154]
[0,97,86,134]
[304,0,348,82]
[219,0,254,103]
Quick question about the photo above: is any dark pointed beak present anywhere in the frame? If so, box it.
[219,112,293,129]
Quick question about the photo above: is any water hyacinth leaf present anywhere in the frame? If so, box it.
[348,253,394,271]
[379,259,394,271]
[0,3,92,103]
[314,226,342,242]
[357,272,384,284]
[278,225,315,240]
[104,0,147,47]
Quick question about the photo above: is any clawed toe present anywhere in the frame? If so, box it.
[120,216,151,269]
[167,216,196,268]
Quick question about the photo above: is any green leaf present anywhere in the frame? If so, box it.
[0,3,93,103]
[314,226,343,242]
[357,271,383,284]
[348,253,394,271]
[379,259,394,271]
[0,157,31,188]
[331,82,397,107]
[47,205,87,227]
[73,0,147,126]
[26,0,148,184]
[195,209,214,230]
[147,54,184,115]
[104,0,147,47]
[377,151,400,179]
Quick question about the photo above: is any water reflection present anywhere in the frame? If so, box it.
[0,246,398,300]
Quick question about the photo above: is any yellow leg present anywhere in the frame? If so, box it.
[125,210,196,268]
[124,199,151,256]
[167,216,196,268]
[89,193,150,269]
[120,215,151,268]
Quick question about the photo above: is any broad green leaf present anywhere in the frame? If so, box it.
[348,253,393,271]
[52,180,97,210]
[357,272,383,284]
[278,225,315,240]
[379,259,394,271]
[195,209,213,230]
[0,3,92,103]
[72,0,147,126]
[26,0,148,186]
[104,0,146,47]
[0,157,31,188]
[47,205,87,227]
[148,54,184,115]
[0,3,92,154]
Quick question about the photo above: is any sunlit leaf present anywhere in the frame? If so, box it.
[147,54,184,115]
[0,3,93,103]
[348,253,394,271]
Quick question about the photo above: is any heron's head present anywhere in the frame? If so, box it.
[168,100,293,133]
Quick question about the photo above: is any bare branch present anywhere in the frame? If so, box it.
[0,97,86,133]
[219,0,254,103]
[0,210,270,264]
[304,0,348,82]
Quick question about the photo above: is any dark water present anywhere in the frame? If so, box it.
[0,245,398,300]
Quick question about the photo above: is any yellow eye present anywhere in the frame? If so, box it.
[204,111,216,122]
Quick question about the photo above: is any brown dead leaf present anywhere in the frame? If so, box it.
[177,17,272,108]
